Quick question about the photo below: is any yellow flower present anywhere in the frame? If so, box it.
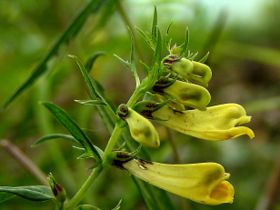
[122,159,234,205]
[152,103,255,141]
[158,80,211,110]
[120,106,160,147]
[191,61,212,87]
[168,58,212,87]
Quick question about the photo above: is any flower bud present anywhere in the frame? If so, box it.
[164,57,212,87]
[117,104,160,147]
[48,173,66,204]
[170,57,194,79]
[159,80,211,110]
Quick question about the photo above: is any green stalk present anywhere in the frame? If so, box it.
[64,66,159,208]
[64,165,102,209]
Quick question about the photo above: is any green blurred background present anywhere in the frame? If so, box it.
[0,0,280,209]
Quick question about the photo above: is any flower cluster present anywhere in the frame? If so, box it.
[115,49,254,205]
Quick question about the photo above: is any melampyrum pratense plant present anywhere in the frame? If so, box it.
[0,9,254,210]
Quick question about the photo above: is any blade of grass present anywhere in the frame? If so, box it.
[3,0,108,109]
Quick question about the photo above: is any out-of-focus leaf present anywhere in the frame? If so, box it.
[151,7,158,43]
[2,0,108,108]
[73,54,117,133]
[0,193,15,204]
[69,55,104,103]
[74,99,106,106]
[76,204,101,210]
[112,199,122,210]
[136,27,155,51]
[33,133,79,146]
[0,186,53,202]
[198,52,210,63]
[180,27,189,56]
[43,102,101,162]
[153,28,162,65]
[129,30,140,87]
[85,52,105,73]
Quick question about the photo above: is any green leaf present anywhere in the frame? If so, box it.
[0,186,53,202]
[153,27,162,65]
[42,102,101,162]
[129,30,140,87]
[76,204,101,210]
[69,55,104,102]
[136,27,155,51]
[198,52,210,63]
[180,27,189,56]
[2,0,107,109]
[74,99,106,106]
[33,133,79,146]
[72,54,117,133]
[85,52,105,73]
[132,177,161,210]
[112,199,122,210]
[0,193,15,203]
[151,7,158,42]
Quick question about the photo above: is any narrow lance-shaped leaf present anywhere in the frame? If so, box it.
[198,51,210,63]
[136,27,155,51]
[153,27,162,66]
[151,7,158,42]
[112,199,122,210]
[129,29,141,87]
[78,54,117,132]
[69,55,104,101]
[2,0,108,108]
[74,99,106,106]
[0,186,53,202]
[85,52,105,73]
[180,27,189,56]
[43,102,101,162]
[33,133,79,146]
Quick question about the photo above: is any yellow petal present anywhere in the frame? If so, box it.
[162,80,211,110]
[126,107,160,147]
[190,61,212,87]
[208,181,234,205]
[122,159,234,205]
[153,103,254,141]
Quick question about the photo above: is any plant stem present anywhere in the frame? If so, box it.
[103,121,125,158]
[64,165,102,209]
[64,60,159,208]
